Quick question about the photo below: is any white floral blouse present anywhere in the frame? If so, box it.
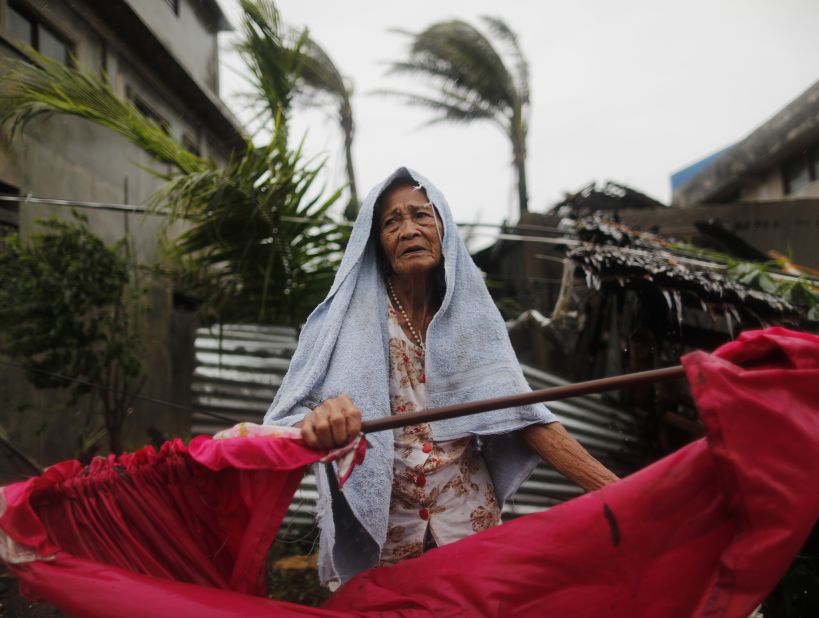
[380,299,502,565]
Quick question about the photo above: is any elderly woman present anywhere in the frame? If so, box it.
[264,168,617,586]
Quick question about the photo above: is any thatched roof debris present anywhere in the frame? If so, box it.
[567,217,815,326]
[552,181,667,217]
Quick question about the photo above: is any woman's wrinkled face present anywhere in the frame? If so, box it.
[379,185,443,278]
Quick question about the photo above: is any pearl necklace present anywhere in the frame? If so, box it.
[387,278,426,351]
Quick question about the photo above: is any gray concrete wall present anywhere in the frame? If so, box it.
[0,0,237,472]
[792,178,819,199]
[0,1,230,166]
[126,0,221,94]
[739,167,819,201]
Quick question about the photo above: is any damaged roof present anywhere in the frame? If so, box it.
[551,181,667,216]
[567,217,818,325]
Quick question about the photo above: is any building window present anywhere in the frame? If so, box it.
[126,87,170,134]
[7,4,32,44]
[783,143,819,195]
[7,2,72,65]
[0,201,19,231]
[164,0,180,16]
[784,158,811,195]
[0,182,21,247]
[182,134,201,157]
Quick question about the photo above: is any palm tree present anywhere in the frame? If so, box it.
[382,17,531,216]
[236,0,359,219]
[235,0,307,146]
[0,49,347,325]
[297,37,359,220]
[154,134,346,325]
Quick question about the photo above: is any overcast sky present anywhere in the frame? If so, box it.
[217,0,819,237]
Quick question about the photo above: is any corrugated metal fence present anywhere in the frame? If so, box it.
[192,325,649,529]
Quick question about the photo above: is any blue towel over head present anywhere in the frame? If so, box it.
[264,167,557,584]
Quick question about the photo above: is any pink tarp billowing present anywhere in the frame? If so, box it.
[0,327,817,617]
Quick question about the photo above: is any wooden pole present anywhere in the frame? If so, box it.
[361,365,686,434]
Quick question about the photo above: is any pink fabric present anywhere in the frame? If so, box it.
[327,327,819,616]
[0,434,327,597]
[0,327,816,617]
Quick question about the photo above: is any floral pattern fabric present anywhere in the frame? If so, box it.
[380,301,502,566]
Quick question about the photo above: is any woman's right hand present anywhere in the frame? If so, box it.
[299,394,362,449]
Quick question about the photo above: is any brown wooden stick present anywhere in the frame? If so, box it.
[361,365,686,434]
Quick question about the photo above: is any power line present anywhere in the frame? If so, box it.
[492,232,579,246]
[6,193,815,284]
[0,193,158,215]
[0,193,566,234]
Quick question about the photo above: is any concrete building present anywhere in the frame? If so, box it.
[672,79,819,205]
[0,0,245,472]
[629,79,819,268]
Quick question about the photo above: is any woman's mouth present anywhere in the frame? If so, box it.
[400,246,427,257]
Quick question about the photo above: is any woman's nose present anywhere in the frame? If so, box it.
[398,217,420,238]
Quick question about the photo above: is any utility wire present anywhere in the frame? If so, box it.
[0,193,566,233]
[7,192,816,283]
[0,193,159,215]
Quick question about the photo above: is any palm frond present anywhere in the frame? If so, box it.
[236,0,307,138]
[298,37,350,104]
[0,48,207,175]
[480,16,530,106]
[373,89,501,129]
[155,122,348,325]
[407,21,516,107]
[383,17,531,214]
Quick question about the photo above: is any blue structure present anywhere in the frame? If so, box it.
[670,146,734,192]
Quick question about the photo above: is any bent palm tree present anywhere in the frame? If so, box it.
[297,37,359,220]
[236,0,359,219]
[382,17,531,216]
[235,0,306,146]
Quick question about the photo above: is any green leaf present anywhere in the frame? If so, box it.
[782,282,818,309]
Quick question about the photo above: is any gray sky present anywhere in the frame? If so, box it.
[217,0,819,238]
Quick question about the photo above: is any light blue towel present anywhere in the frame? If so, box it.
[264,167,557,584]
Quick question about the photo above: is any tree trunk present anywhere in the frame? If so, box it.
[340,104,359,221]
[105,400,124,455]
[104,364,125,455]
[512,132,528,217]
[108,424,123,455]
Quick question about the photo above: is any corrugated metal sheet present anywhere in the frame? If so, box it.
[504,365,648,515]
[191,325,649,530]
[191,324,298,435]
